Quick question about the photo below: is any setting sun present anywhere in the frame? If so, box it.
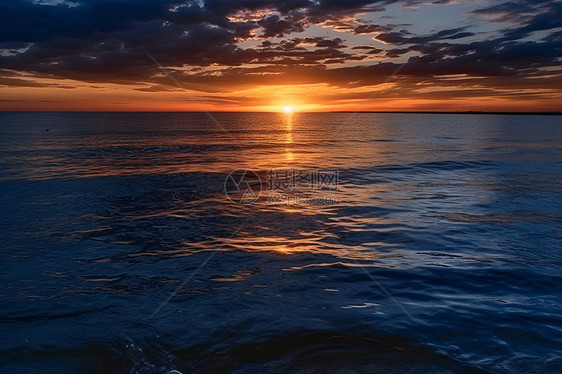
[282,106,294,114]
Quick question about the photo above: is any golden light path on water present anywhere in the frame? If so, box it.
[285,111,294,163]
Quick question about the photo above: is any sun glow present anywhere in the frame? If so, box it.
[282,105,294,114]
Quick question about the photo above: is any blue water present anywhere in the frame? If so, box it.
[0,112,561,373]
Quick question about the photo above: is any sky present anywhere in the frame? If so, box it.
[0,0,561,112]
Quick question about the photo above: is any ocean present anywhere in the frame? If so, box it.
[0,112,561,373]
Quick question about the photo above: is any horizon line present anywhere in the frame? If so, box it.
[1,110,561,115]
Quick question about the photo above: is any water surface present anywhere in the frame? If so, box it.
[0,112,561,373]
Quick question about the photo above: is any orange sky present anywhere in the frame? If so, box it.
[3,76,560,112]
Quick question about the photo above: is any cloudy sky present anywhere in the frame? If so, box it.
[0,0,560,111]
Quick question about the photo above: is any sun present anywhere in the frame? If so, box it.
[282,105,294,114]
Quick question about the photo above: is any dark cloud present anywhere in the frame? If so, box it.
[375,27,474,45]
[258,14,305,37]
[502,2,562,40]
[469,0,562,41]
[0,0,560,106]
[0,76,72,88]
[353,24,391,34]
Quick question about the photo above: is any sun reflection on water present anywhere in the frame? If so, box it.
[284,111,294,163]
